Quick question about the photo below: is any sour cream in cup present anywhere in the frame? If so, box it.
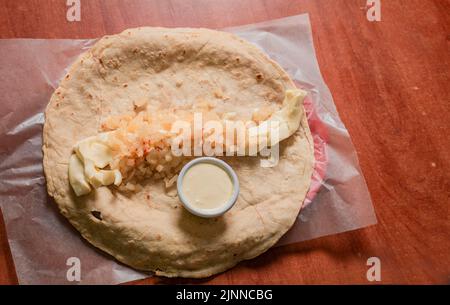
[177,157,239,218]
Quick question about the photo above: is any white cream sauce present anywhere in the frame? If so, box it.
[182,163,233,209]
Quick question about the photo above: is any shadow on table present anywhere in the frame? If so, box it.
[151,228,375,284]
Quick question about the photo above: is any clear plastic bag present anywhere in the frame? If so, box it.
[0,14,376,284]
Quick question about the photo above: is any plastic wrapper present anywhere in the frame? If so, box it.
[0,14,376,284]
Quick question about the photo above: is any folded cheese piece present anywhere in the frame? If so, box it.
[68,154,91,196]
[69,132,122,196]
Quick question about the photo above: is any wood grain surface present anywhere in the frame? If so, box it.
[0,0,448,284]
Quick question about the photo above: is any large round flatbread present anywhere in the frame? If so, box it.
[43,27,314,278]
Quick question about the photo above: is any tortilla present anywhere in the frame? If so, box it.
[42,27,314,278]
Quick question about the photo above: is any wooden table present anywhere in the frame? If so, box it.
[0,0,448,285]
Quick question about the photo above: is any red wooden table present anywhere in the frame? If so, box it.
[0,0,448,284]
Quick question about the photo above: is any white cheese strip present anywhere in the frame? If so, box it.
[247,88,307,151]
[68,154,92,196]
